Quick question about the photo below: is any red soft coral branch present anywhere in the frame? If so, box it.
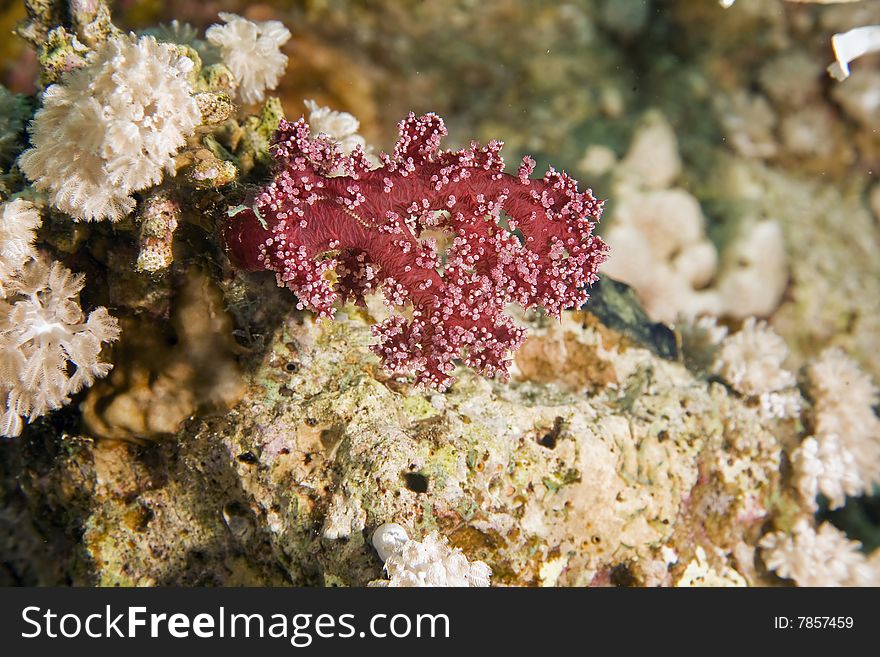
[223,112,608,388]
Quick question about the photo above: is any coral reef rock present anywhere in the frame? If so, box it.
[2,301,789,586]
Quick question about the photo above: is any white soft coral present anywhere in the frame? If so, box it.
[1,258,120,437]
[712,318,800,418]
[792,435,861,510]
[760,519,879,586]
[206,13,290,105]
[19,34,200,222]
[371,523,491,587]
[792,348,880,509]
[0,199,41,297]
[304,100,379,174]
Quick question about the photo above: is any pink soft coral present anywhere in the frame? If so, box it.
[223,113,607,388]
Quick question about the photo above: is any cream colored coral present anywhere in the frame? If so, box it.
[371,523,491,587]
[19,34,200,222]
[713,318,794,394]
[718,220,787,320]
[760,519,879,586]
[0,199,41,297]
[304,100,379,174]
[601,110,787,323]
[1,258,120,437]
[206,13,290,105]
[792,435,860,510]
[793,348,880,508]
[711,318,801,420]
[603,188,722,322]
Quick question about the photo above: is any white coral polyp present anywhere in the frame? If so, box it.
[760,519,878,587]
[802,348,880,502]
[206,13,291,105]
[713,318,795,397]
[305,100,366,153]
[19,34,200,222]
[792,435,860,510]
[372,523,491,587]
[1,259,120,437]
[304,100,379,174]
[0,199,41,296]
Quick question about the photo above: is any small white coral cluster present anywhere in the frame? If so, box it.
[712,317,801,419]
[760,519,880,586]
[21,13,293,224]
[20,34,201,222]
[689,313,880,584]
[371,523,491,587]
[305,101,376,158]
[1,260,120,437]
[792,348,880,509]
[206,13,291,105]
[304,100,379,174]
[598,110,787,323]
[0,199,119,437]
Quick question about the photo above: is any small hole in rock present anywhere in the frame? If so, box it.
[236,451,258,465]
[537,416,565,449]
[403,472,429,493]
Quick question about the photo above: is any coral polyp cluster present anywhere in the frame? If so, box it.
[205,13,291,105]
[1,258,119,437]
[223,113,608,387]
[19,34,201,222]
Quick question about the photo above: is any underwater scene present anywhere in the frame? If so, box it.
[0,0,879,587]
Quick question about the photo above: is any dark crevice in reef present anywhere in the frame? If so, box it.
[583,276,678,361]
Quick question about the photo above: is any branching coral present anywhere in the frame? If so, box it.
[223,113,607,388]
[686,316,878,509]
[791,435,861,509]
[371,523,491,587]
[205,13,291,105]
[19,34,201,222]
[792,347,880,509]
[760,519,879,586]
[1,258,119,437]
